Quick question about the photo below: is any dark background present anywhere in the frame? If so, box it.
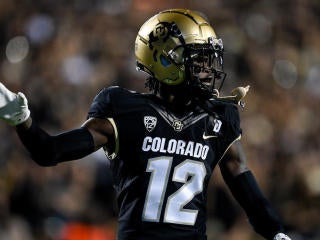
[0,0,319,239]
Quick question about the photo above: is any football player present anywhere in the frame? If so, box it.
[0,9,291,240]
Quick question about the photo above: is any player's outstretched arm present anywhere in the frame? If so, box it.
[0,82,112,166]
[219,141,291,240]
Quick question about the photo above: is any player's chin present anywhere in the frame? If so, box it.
[199,76,213,87]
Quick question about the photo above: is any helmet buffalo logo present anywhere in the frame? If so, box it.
[144,116,157,132]
[153,23,168,39]
[149,22,170,48]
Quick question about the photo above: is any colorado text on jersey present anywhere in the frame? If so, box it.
[142,136,210,160]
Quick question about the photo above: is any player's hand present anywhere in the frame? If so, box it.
[273,233,292,240]
[0,82,30,126]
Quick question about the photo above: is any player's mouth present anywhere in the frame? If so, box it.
[198,72,213,86]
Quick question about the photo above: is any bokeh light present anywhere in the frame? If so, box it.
[272,60,297,89]
[5,36,29,63]
[305,66,320,97]
[25,14,55,45]
[244,13,272,44]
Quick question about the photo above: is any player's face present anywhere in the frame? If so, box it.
[190,54,213,86]
[187,49,225,92]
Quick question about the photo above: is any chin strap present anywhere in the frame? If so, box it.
[214,85,250,108]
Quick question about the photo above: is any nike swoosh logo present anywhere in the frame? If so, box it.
[203,132,218,139]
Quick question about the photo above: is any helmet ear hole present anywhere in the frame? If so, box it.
[160,55,171,67]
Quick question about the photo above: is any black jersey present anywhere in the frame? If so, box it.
[87,86,242,240]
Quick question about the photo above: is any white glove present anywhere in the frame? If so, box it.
[273,233,291,240]
[0,82,30,126]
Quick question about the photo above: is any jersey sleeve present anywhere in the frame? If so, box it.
[87,87,117,119]
[86,86,123,160]
[224,104,242,141]
[217,104,242,161]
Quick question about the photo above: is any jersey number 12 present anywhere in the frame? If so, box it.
[142,157,206,225]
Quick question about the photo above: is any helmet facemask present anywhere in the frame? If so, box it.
[182,39,226,100]
[145,39,226,100]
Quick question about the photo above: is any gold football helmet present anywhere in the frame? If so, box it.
[135,9,226,97]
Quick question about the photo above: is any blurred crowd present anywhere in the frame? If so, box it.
[0,0,320,239]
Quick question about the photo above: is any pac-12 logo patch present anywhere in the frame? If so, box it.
[144,116,157,132]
